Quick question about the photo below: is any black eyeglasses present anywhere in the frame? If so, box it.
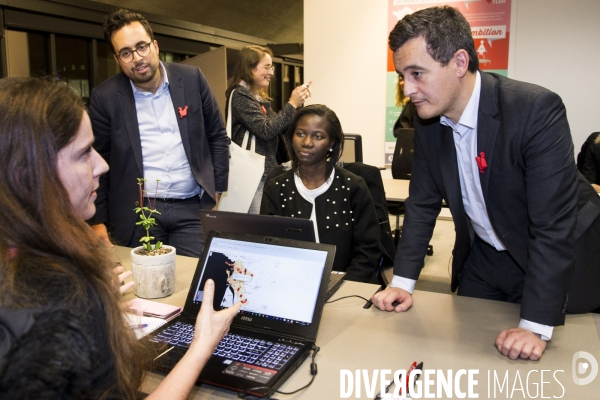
[116,42,153,63]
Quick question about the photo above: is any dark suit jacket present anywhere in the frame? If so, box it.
[394,71,579,326]
[88,62,229,245]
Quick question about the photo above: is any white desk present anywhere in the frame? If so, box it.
[382,178,452,221]
[382,178,410,202]
[116,247,600,399]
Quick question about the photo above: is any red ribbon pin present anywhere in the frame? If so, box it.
[261,105,267,115]
[475,152,487,174]
[178,105,188,119]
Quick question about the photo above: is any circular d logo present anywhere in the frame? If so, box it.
[572,351,598,385]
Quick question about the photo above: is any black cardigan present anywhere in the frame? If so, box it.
[260,167,381,282]
[227,85,296,177]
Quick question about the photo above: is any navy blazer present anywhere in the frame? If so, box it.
[394,72,578,326]
[88,62,229,245]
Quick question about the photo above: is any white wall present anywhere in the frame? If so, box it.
[511,0,600,153]
[304,0,389,167]
[305,0,600,163]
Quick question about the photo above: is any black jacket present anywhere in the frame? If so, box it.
[261,167,381,282]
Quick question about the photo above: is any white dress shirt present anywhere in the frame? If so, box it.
[294,169,335,243]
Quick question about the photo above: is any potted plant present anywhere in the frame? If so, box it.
[130,178,176,299]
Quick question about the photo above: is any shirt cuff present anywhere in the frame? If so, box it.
[518,319,554,341]
[390,275,417,294]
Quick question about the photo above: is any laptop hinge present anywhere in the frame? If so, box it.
[234,324,311,344]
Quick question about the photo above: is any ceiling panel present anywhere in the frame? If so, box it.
[90,0,303,44]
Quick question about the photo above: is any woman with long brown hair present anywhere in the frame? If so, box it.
[0,77,239,399]
[225,45,310,213]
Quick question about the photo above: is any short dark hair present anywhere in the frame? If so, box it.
[103,8,154,54]
[284,104,344,177]
[389,6,479,73]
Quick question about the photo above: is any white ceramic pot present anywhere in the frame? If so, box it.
[130,245,176,299]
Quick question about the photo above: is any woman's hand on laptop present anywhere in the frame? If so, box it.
[148,279,241,399]
[190,279,242,362]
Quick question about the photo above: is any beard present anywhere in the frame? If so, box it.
[126,60,159,84]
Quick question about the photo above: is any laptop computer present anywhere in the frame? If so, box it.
[199,210,345,299]
[149,231,335,397]
[199,210,316,242]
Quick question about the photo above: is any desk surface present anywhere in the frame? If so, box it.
[116,247,600,399]
[382,178,410,202]
[383,178,452,220]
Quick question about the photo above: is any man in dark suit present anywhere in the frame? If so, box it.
[372,6,600,360]
[88,9,229,257]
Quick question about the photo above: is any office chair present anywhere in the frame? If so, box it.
[389,128,433,256]
[343,162,396,285]
[340,134,363,163]
[391,128,414,179]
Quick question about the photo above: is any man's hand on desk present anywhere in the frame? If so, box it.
[495,328,547,361]
[371,287,413,312]
[91,223,113,247]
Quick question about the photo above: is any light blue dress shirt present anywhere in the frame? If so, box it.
[391,71,552,340]
[131,62,202,199]
[440,72,505,251]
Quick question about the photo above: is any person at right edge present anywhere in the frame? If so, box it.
[372,6,600,361]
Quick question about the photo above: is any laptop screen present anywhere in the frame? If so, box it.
[184,232,335,341]
[193,237,327,324]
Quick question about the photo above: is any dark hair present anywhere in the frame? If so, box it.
[0,77,147,400]
[389,6,479,73]
[226,45,274,101]
[284,104,344,177]
[103,8,154,54]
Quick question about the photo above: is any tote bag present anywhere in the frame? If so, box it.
[218,89,265,212]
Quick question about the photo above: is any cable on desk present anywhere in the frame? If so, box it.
[326,295,370,304]
[237,346,320,399]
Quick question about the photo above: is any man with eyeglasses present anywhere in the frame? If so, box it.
[88,9,229,257]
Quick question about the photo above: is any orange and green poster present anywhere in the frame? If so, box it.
[385,0,512,164]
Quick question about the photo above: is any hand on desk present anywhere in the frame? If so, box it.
[496,328,547,361]
[371,287,413,312]
[113,265,134,296]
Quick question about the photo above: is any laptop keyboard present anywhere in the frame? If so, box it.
[152,321,194,348]
[152,322,300,370]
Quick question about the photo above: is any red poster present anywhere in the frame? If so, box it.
[384,0,512,163]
